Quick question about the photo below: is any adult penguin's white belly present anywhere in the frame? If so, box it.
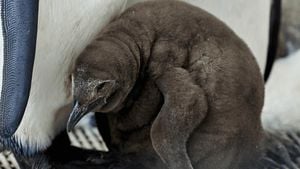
[13,0,128,153]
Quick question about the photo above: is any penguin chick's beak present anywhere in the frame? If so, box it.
[67,99,106,132]
[67,101,88,132]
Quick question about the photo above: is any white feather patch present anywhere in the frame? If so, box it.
[262,50,300,131]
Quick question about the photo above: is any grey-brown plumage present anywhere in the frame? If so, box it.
[69,1,265,169]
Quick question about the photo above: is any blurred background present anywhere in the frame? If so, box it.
[262,0,300,131]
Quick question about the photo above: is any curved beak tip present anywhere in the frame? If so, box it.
[67,113,80,133]
[67,101,86,132]
[66,119,75,133]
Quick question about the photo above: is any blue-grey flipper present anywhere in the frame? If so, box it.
[0,0,39,138]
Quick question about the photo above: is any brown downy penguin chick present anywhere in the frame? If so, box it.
[68,1,265,169]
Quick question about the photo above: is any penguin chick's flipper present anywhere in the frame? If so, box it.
[151,67,208,169]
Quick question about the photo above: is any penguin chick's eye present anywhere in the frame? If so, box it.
[96,82,106,93]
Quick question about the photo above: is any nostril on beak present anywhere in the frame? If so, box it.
[72,100,78,107]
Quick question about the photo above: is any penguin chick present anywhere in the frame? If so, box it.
[69,1,265,169]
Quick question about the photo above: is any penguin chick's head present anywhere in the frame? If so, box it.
[67,36,140,131]
[67,64,121,132]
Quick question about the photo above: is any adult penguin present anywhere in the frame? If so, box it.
[0,0,279,168]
